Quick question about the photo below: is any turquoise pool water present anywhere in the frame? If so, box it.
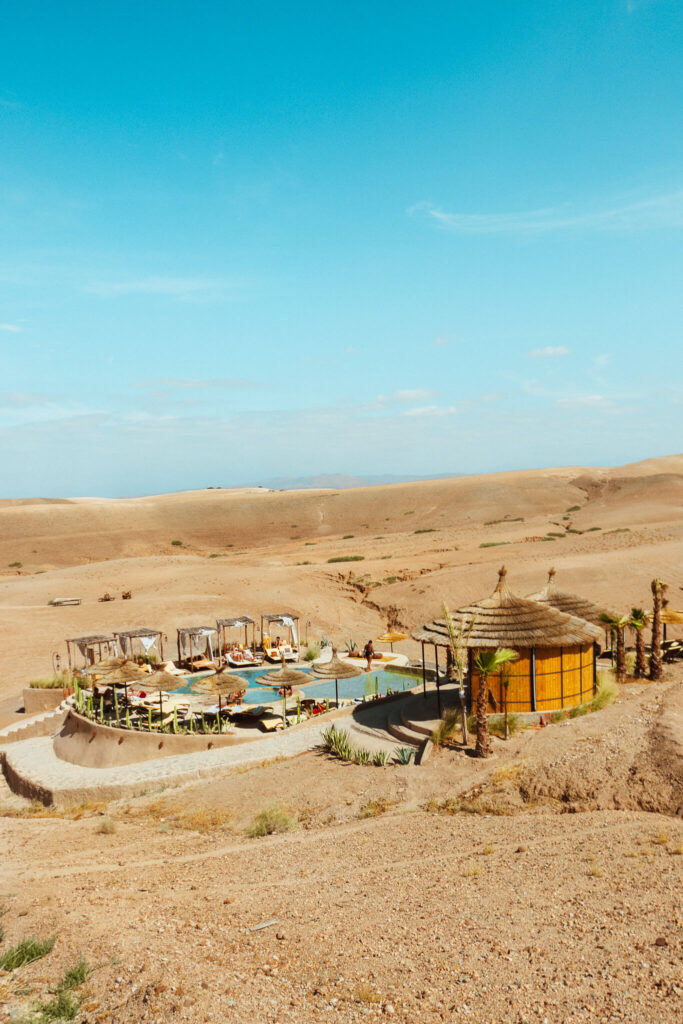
[177,666,417,706]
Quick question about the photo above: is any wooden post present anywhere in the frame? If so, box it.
[189,632,193,671]
[560,646,564,707]
[592,642,597,695]
[421,641,426,698]
[467,648,474,713]
[160,633,165,661]
[67,641,72,672]
[530,648,537,712]
[434,644,441,718]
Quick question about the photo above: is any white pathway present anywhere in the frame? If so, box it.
[1,719,330,806]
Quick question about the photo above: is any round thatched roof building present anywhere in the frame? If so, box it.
[526,568,618,628]
[414,567,602,713]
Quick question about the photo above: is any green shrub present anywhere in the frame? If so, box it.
[489,713,520,737]
[321,725,356,761]
[546,532,565,537]
[479,541,510,548]
[354,748,371,765]
[303,643,319,661]
[0,936,55,971]
[551,709,567,723]
[569,703,590,718]
[28,958,89,1023]
[343,534,354,539]
[484,516,524,526]
[394,746,414,764]
[359,797,391,817]
[566,505,581,512]
[171,539,183,546]
[246,804,299,838]
[432,708,462,747]
[8,561,22,568]
[590,672,618,712]
[28,673,70,689]
[327,555,365,563]
[585,526,602,532]
[414,528,436,534]
[566,528,583,535]
[372,749,389,766]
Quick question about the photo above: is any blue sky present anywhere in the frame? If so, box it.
[1,1,682,496]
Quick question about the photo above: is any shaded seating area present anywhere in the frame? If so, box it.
[176,626,218,670]
[114,628,164,664]
[216,616,261,666]
[66,634,118,671]
[261,613,300,661]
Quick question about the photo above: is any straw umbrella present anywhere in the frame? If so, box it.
[312,647,363,708]
[376,629,409,653]
[85,658,150,709]
[141,670,188,723]
[192,672,250,732]
[262,655,310,690]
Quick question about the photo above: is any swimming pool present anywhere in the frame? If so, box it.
[178,666,418,706]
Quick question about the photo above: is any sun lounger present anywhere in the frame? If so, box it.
[258,715,285,731]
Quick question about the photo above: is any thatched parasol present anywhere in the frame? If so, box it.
[526,568,618,629]
[261,655,310,689]
[84,658,150,706]
[191,672,247,732]
[414,567,603,649]
[376,629,409,652]
[312,647,363,707]
[140,670,188,720]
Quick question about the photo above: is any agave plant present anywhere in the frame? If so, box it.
[372,749,389,767]
[394,746,413,765]
[354,747,371,765]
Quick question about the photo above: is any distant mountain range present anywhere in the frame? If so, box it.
[246,472,463,490]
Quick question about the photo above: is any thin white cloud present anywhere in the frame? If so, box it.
[593,354,609,367]
[403,405,456,418]
[133,377,253,390]
[377,388,438,404]
[434,335,450,347]
[528,346,570,358]
[555,394,609,408]
[84,276,242,300]
[0,323,22,333]
[410,190,683,235]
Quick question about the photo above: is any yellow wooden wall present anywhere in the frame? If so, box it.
[469,642,594,712]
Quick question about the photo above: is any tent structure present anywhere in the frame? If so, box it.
[216,616,256,654]
[413,567,602,713]
[176,626,218,667]
[114,628,164,662]
[65,634,118,671]
[260,613,300,660]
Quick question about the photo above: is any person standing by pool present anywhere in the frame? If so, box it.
[363,639,375,671]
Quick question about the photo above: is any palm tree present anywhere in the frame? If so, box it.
[600,613,629,682]
[473,649,517,758]
[649,578,667,681]
[442,603,476,745]
[629,608,650,679]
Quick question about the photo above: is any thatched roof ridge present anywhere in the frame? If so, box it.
[114,628,161,639]
[526,568,618,627]
[66,634,116,645]
[413,567,602,649]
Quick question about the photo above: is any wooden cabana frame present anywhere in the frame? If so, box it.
[216,616,256,655]
[176,626,218,668]
[65,634,118,671]
[413,567,603,714]
[113,628,164,662]
[260,613,300,650]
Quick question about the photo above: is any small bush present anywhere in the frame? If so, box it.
[566,528,583,535]
[174,808,232,833]
[353,982,381,1004]
[566,505,581,512]
[8,561,22,568]
[0,936,55,971]
[95,817,116,835]
[414,528,436,534]
[359,797,392,818]
[354,748,371,765]
[303,643,319,661]
[327,555,365,563]
[384,575,397,584]
[591,673,618,712]
[484,517,524,526]
[462,862,480,877]
[551,709,567,723]
[372,750,389,767]
[432,708,462,747]
[483,844,495,855]
[489,713,520,737]
[30,958,90,1023]
[653,829,670,845]
[585,526,602,532]
[246,804,299,838]
[343,534,354,539]
[546,532,565,537]
[321,725,356,761]
[29,673,71,689]
[479,541,510,548]
[569,703,590,718]
[171,539,183,546]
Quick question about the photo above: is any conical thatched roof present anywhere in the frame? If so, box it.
[142,670,187,693]
[85,658,149,683]
[312,648,365,680]
[527,568,618,627]
[414,567,602,649]
[260,657,310,686]
[192,673,249,697]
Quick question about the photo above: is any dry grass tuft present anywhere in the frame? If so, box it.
[482,844,495,855]
[353,982,381,1004]
[174,807,233,834]
[425,795,512,817]
[589,866,604,878]
[653,829,670,846]
[95,817,116,835]
[462,862,480,877]
[358,798,393,819]
[246,803,299,838]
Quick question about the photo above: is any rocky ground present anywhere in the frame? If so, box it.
[1,675,681,1024]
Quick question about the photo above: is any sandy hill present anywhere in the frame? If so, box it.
[0,454,681,706]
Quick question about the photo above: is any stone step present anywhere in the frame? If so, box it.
[0,705,68,746]
[385,706,425,747]
[400,709,436,738]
